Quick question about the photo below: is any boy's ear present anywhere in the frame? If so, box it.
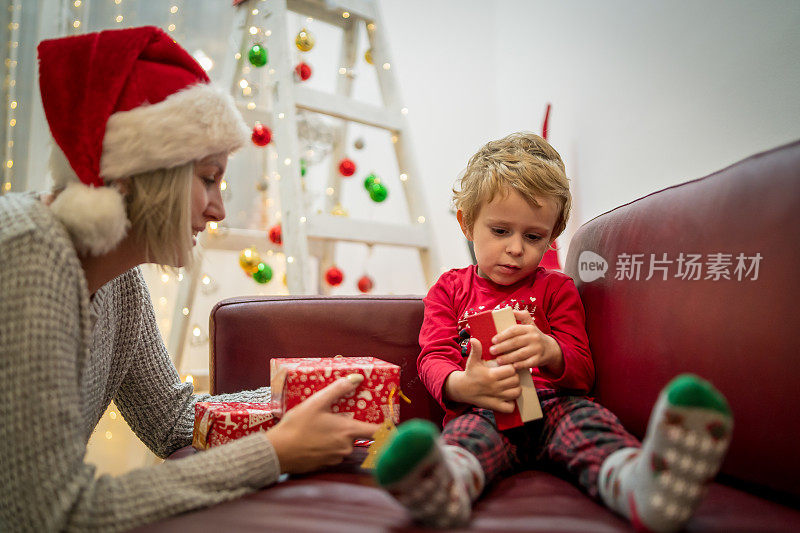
[456,209,472,240]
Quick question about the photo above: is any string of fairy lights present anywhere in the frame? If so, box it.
[0,0,433,465]
[2,0,21,194]
[6,0,425,379]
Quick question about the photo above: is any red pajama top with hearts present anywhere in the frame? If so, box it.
[418,265,594,425]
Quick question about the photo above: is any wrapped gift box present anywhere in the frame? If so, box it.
[468,307,543,430]
[192,401,278,450]
[270,357,400,424]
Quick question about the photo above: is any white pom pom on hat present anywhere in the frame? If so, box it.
[50,183,130,256]
[37,26,249,255]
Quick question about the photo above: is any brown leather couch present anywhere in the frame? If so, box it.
[139,141,800,532]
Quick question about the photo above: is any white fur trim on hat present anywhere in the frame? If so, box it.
[50,182,130,256]
[100,84,249,180]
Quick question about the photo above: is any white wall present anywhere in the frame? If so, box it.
[384,0,800,263]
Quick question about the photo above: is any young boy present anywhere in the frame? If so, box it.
[374,133,733,532]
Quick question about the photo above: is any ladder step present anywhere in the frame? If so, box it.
[295,86,403,131]
[199,228,279,252]
[236,103,272,127]
[305,214,430,248]
[199,217,431,252]
[288,0,375,26]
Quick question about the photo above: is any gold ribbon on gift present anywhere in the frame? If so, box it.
[361,385,411,469]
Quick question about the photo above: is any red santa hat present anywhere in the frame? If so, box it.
[38,26,249,255]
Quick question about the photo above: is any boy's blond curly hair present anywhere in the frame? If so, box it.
[453,132,571,240]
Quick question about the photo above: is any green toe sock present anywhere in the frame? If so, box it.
[666,374,731,415]
[600,374,734,532]
[375,419,439,486]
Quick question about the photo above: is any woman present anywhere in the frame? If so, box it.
[0,26,378,531]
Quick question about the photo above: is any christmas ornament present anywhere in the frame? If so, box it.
[357,275,374,293]
[255,179,269,192]
[239,247,261,274]
[295,28,315,52]
[364,48,374,65]
[268,224,282,245]
[331,203,348,217]
[354,137,365,150]
[294,62,312,81]
[248,44,268,67]
[300,158,307,177]
[361,418,394,469]
[253,262,273,284]
[338,158,356,177]
[368,182,388,202]
[364,173,377,190]
[325,266,344,286]
[251,123,272,146]
[297,111,335,164]
[360,387,410,469]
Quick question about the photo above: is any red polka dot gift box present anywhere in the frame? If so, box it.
[270,357,401,424]
[192,401,278,450]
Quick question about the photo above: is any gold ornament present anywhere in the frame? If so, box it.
[361,386,410,470]
[331,203,349,217]
[238,247,262,274]
[364,48,374,65]
[295,28,315,52]
[360,419,395,470]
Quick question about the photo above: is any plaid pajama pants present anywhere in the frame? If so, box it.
[441,388,641,500]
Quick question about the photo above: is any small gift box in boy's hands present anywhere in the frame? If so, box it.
[192,401,278,450]
[270,357,401,424]
[467,307,543,430]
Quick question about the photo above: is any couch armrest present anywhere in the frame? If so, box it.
[564,140,800,498]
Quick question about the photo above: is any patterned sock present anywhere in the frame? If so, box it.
[374,419,484,528]
[599,374,733,532]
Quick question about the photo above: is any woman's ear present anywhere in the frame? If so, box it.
[113,177,131,197]
[456,210,472,240]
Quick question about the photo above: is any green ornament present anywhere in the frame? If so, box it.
[364,173,377,190]
[300,158,307,177]
[252,262,273,283]
[369,182,388,203]
[248,44,268,67]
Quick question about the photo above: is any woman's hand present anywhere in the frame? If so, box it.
[444,338,521,413]
[491,310,565,377]
[264,375,381,474]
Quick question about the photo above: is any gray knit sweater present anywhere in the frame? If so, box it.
[0,193,281,532]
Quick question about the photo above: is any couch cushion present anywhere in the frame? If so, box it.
[135,448,800,532]
[564,141,800,499]
[209,295,444,425]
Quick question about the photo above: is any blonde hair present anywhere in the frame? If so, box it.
[453,132,572,240]
[125,162,194,269]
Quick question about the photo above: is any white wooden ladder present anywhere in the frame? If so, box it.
[168,0,441,368]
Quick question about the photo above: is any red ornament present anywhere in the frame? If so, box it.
[268,224,282,245]
[338,158,356,177]
[251,123,272,146]
[357,275,374,293]
[325,266,344,286]
[294,62,312,81]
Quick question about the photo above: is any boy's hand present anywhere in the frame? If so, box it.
[490,310,565,377]
[444,338,520,413]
